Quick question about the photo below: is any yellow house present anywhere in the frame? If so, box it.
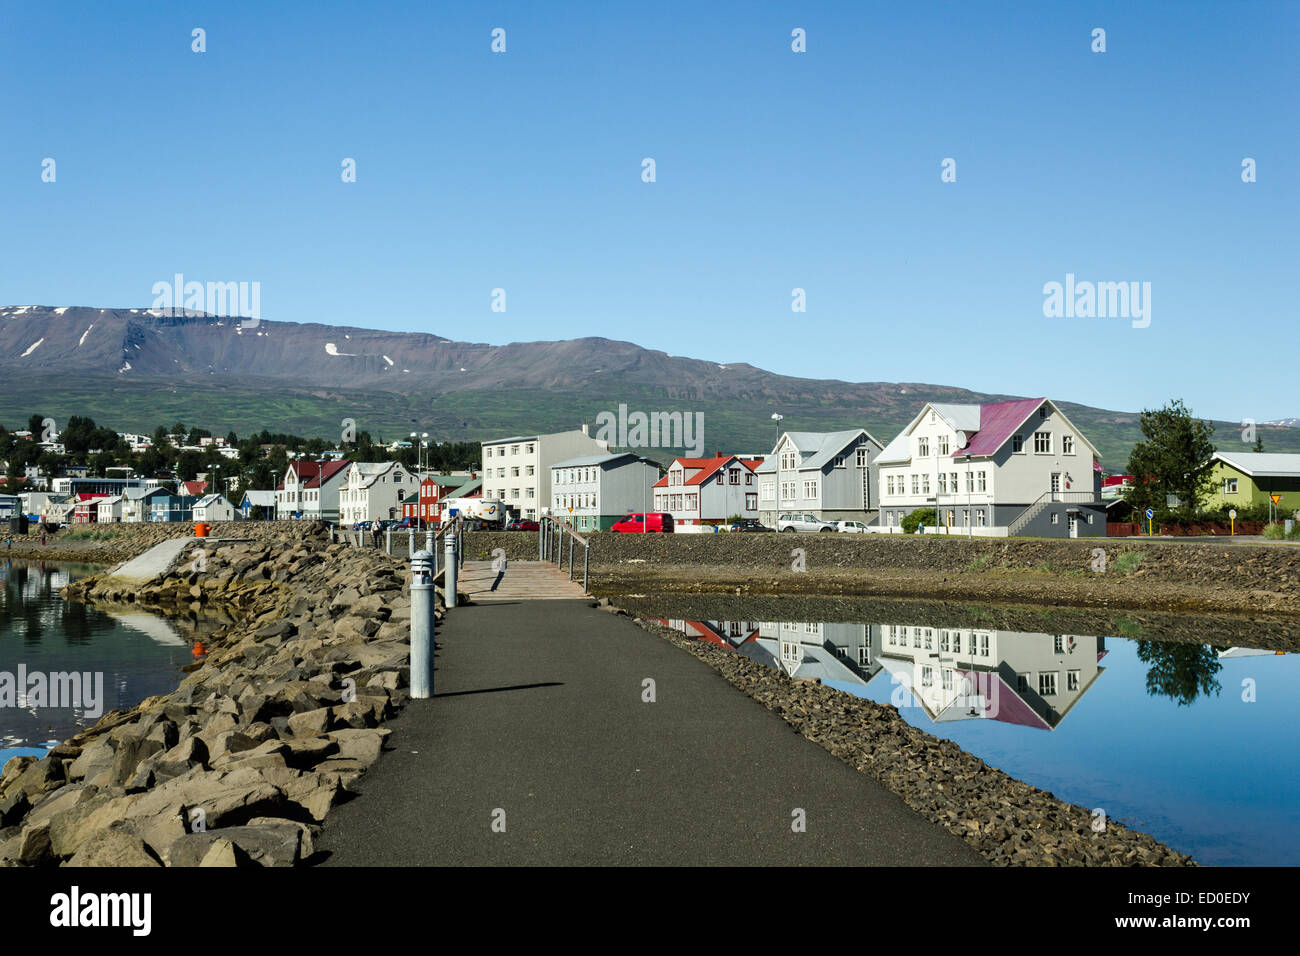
[1201,452,1300,512]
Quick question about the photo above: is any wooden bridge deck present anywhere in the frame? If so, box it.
[458,560,589,602]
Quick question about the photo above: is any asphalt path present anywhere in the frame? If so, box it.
[318,599,984,866]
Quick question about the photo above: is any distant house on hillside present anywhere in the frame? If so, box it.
[338,461,418,525]
[276,460,350,521]
[875,398,1105,537]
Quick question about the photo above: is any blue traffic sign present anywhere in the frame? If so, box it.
[1145,508,1154,519]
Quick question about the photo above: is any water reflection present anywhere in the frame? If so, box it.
[650,609,1298,865]
[0,560,206,762]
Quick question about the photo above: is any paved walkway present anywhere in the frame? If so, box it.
[318,600,984,866]
[108,537,194,581]
[458,560,589,602]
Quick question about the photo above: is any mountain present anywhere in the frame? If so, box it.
[1262,419,1300,429]
[3,305,1298,464]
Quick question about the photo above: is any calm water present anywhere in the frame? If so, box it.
[637,604,1300,866]
[0,560,212,766]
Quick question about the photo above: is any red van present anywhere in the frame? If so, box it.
[611,512,674,533]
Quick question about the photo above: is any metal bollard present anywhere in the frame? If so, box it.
[386,529,392,555]
[583,545,588,593]
[409,550,435,699]
[444,531,458,607]
[408,527,414,557]
[568,534,574,579]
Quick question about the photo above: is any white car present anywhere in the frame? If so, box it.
[776,512,838,533]
[835,520,870,533]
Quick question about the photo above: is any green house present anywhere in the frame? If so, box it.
[1201,452,1300,512]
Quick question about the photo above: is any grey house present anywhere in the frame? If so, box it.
[756,429,884,527]
[550,452,660,531]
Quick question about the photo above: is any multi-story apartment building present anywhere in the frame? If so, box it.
[550,452,660,531]
[338,461,418,525]
[755,429,884,527]
[651,455,764,525]
[481,427,610,520]
[875,398,1105,537]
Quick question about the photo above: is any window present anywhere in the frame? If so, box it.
[511,488,519,499]
[526,487,534,499]
[730,469,741,485]
[1067,670,1081,692]
[1225,478,1238,494]
[975,509,985,526]
[833,455,846,468]
[977,470,987,491]
[781,481,796,501]
[856,448,868,467]
[1051,513,1059,524]
[921,474,930,494]
[486,447,493,458]
[1034,431,1051,453]
[745,493,757,510]
[937,435,949,456]
[510,445,519,455]
[937,472,946,493]
[951,633,961,654]
[911,474,919,494]
[1012,435,1024,453]
[761,480,775,501]
[1017,674,1029,693]
[511,467,519,477]
[924,629,933,650]
[1062,435,1074,455]
[921,666,934,688]
[942,670,954,691]
[1054,635,1064,653]
[1039,672,1058,696]
[918,438,929,457]
[525,444,534,454]
[940,631,950,652]
[965,471,974,493]
[803,479,818,498]
[1039,406,1048,419]
[887,475,895,495]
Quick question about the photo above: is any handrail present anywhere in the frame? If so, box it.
[539,515,591,593]
[1007,489,1099,535]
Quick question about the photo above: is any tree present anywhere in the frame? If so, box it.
[27,414,45,435]
[1254,434,1264,453]
[1136,641,1222,706]
[1124,399,1216,512]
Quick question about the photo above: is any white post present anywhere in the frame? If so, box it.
[444,531,458,607]
[386,528,393,554]
[410,549,434,698]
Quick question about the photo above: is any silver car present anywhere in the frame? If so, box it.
[835,520,870,533]
[777,512,838,533]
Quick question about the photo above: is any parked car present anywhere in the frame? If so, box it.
[611,512,674,533]
[511,519,539,532]
[352,520,372,531]
[730,519,772,532]
[835,520,870,533]
[776,513,838,533]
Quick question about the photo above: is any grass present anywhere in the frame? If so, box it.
[1112,552,1144,575]
[964,554,992,571]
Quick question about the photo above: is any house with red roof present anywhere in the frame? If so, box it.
[875,398,1105,536]
[651,455,764,526]
[276,459,351,521]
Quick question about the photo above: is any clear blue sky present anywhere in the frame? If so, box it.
[2,1,1296,421]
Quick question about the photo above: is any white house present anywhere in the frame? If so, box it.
[95,495,125,523]
[875,398,1105,537]
[192,494,237,523]
[755,429,884,527]
[338,461,419,525]
[651,455,764,526]
[481,427,610,520]
[276,460,351,521]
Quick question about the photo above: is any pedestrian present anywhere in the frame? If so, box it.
[40,533,47,546]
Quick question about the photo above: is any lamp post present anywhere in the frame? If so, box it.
[410,431,429,528]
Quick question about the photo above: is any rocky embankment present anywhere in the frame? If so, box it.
[0,522,441,867]
[629,613,1195,866]
[4,521,289,564]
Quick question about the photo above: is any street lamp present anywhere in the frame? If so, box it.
[410,431,429,527]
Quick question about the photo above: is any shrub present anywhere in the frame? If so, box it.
[901,508,936,534]
[1263,523,1286,540]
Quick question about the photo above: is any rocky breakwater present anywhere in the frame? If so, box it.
[0,523,442,867]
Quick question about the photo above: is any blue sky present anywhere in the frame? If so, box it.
[2,1,1296,421]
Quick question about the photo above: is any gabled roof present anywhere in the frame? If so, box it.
[445,477,482,498]
[953,398,1045,458]
[193,494,232,509]
[241,490,277,507]
[1210,451,1300,478]
[178,480,208,496]
[771,429,881,471]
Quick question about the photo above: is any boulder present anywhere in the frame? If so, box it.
[65,827,162,867]
[165,820,309,867]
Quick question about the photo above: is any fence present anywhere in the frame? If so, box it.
[538,516,590,593]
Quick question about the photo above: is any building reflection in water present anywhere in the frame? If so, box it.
[657,618,1110,731]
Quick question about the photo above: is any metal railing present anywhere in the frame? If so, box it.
[1006,490,1100,536]
[539,516,591,593]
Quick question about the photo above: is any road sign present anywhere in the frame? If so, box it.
[1145,508,1154,519]
[1229,509,1237,519]
[1270,494,1282,504]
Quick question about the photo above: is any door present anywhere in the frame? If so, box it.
[1068,513,1079,538]
[1050,473,1061,500]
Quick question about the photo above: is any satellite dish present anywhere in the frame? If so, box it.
[954,430,968,448]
